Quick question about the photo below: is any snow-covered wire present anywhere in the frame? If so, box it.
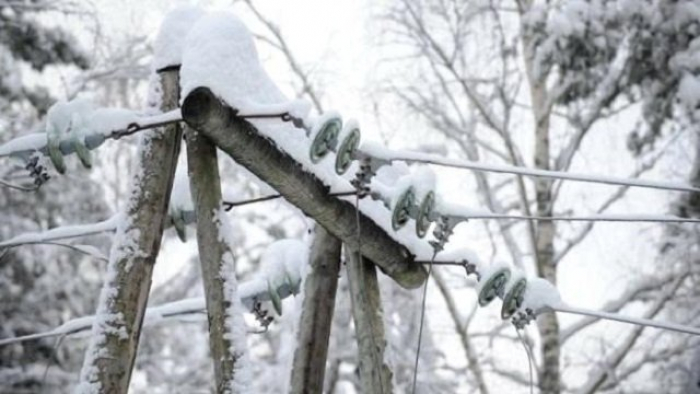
[0,192,358,250]
[0,110,182,159]
[456,212,700,223]
[552,304,700,336]
[359,146,700,193]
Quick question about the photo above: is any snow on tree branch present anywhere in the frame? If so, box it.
[0,269,305,348]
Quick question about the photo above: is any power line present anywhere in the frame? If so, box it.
[552,304,700,336]
[358,147,700,193]
[454,212,700,223]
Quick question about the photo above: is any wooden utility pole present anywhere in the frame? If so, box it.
[186,123,248,392]
[180,87,427,290]
[289,226,342,393]
[77,69,182,393]
[346,249,393,394]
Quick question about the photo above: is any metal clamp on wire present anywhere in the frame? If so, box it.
[350,157,373,199]
[429,215,454,253]
[511,308,536,330]
[25,155,50,187]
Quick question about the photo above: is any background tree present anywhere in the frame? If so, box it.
[0,1,110,392]
[371,0,700,392]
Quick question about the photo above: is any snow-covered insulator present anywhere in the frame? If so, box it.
[478,267,511,306]
[70,132,92,169]
[391,186,416,231]
[267,279,283,315]
[309,116,342,163]
[416,191,435,238]
[170,210,188,243]
[46,125,66,174]
[501,277,527,319]
[335,124,361,175]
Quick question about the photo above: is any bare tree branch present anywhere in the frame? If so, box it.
[576,275,687,394]
[243,0,325,112]
[432,268,489,394]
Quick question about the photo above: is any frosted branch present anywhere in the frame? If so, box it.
[0,215,121,249]
[0,275,300,347]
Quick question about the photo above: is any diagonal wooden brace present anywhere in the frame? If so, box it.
[181,87,427,289]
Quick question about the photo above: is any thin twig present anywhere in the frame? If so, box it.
[0,178,37,192]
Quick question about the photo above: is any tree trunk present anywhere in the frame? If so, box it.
[185,125,249,392]
[520,8,561,392]
[345,249,393,394]
[76,69,182,393]
[532,94,560,394]
[180,87,427,289]
[289,226,342,393]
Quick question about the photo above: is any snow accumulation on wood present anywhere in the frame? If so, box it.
[213,206,253,392]
[178,11,477,266]
[153,6,205,71]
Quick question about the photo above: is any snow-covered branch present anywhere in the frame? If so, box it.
[554,34,633,173]
[0,215,120,249]
[0,275,302,347]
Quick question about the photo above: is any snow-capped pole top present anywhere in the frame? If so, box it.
[180,12,305,118]
[153,6,205,72]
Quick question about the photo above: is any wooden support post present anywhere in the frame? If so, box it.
[77,70,182,393]
[289,226,342,393]
[346,248,393,394]
[185,124,247,392]
[180,87,427,290]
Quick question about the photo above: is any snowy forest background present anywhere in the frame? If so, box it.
[2,0,700,393]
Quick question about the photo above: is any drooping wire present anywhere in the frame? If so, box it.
[411,249,437,394]
[515,328,535,394]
